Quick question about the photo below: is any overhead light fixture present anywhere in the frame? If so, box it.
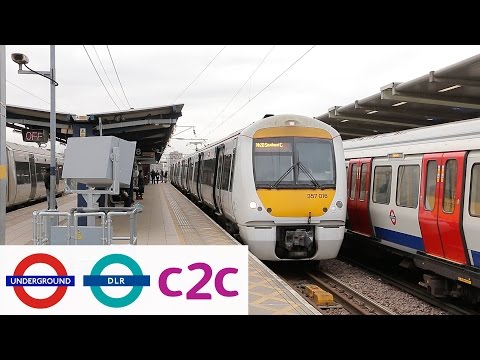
[341,119,349,123]
[427,118,434,121]
[438,85,461,93]
[373,129,378,133]
[392,101,407,107]
[367,110,378,115]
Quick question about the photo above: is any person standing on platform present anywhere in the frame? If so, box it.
[136,170,145,200]
[150,169,156,184]
[44,168,57,210]
[155,170,160,184]
[163,170,168,183]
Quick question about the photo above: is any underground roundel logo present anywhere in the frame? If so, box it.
[83,254,150,308]
[6,253,75,309]
[389,209,397,225]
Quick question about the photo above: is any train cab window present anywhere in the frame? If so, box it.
[424,161,437,211]
[470,164,480,217]
[15,161,31,185]
[349,163,358,199]
[372,166,391,204]
[396,165,420,208]
[254,137,294,185]
[254,137,334,188]
[296,139,335,183]
[359,163,368,201]
[443,159,457,214]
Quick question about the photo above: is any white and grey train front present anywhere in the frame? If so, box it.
[231,115,347,261]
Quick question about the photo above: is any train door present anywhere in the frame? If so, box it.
[214,145,225,215]
[28,154,36,200]
[347,158,373,236]
[419,152,468,264]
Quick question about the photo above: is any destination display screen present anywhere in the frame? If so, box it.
[254,141,292,152]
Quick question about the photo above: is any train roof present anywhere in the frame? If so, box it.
[6,141,63,157]
[180,114,340,160]
[343,117,480,158]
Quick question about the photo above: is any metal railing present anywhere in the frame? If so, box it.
[33,206,141,245]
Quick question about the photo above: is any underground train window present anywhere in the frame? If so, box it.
[424,160,437,211]
[372,166,391,204]
[396,165,420,208]
[349,163,357,199]
[443,159,457,214]
[469,163,480,217]
[359,163,368,201]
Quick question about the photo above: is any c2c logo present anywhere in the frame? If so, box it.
[159,263,239,300]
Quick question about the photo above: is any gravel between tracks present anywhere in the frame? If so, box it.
[319,259,448,315]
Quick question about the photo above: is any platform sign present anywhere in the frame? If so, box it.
[21,128,48,143]
[0,245,248,315]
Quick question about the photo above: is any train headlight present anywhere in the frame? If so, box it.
[249,201,257,209]
[336,200,343,209]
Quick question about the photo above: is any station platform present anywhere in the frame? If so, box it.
[5,183,319,315]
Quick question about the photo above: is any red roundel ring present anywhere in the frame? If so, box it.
[13,253,68,309]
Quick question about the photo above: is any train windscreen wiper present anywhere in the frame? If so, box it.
[297,161,321,188]
[271,163,296,189]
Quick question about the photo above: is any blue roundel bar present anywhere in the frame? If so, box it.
[83,275,150,286]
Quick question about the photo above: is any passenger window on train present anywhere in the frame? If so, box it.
[443,160,457,214]
[424,161,437,211]
[372,166,391,204]
[396,165,420,208]
[221,154,232,190]
[15,161,31,185]
[359,163,368,201]
[469,163,480,217]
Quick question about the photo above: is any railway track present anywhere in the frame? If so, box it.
[270,264,395,315]
[304,270,396,315]
[338,253,480,315]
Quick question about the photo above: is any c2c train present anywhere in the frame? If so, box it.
[171,114,347,262]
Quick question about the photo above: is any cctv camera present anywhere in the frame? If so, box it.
[11,53,29,65]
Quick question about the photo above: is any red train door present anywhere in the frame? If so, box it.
[419,152,468,264]
[347,158,373,236]
[347,160,359,230]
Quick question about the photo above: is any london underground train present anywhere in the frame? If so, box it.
[4,141,65,208]
[343,117,480,301]
[171,114,347,261]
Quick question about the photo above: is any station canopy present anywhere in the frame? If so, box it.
[315,53,480,140]
[5,104,183,163]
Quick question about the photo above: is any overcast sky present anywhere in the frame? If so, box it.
[3,45,480,157]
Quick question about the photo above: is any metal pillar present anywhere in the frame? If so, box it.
[72,123,94,226]
[49,45,56,211]
[0,45,6,245]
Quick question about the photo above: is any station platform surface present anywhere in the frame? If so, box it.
[5,183,319,315]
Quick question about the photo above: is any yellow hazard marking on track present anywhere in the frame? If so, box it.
[0,165,6,180]
[458,277,472,284]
